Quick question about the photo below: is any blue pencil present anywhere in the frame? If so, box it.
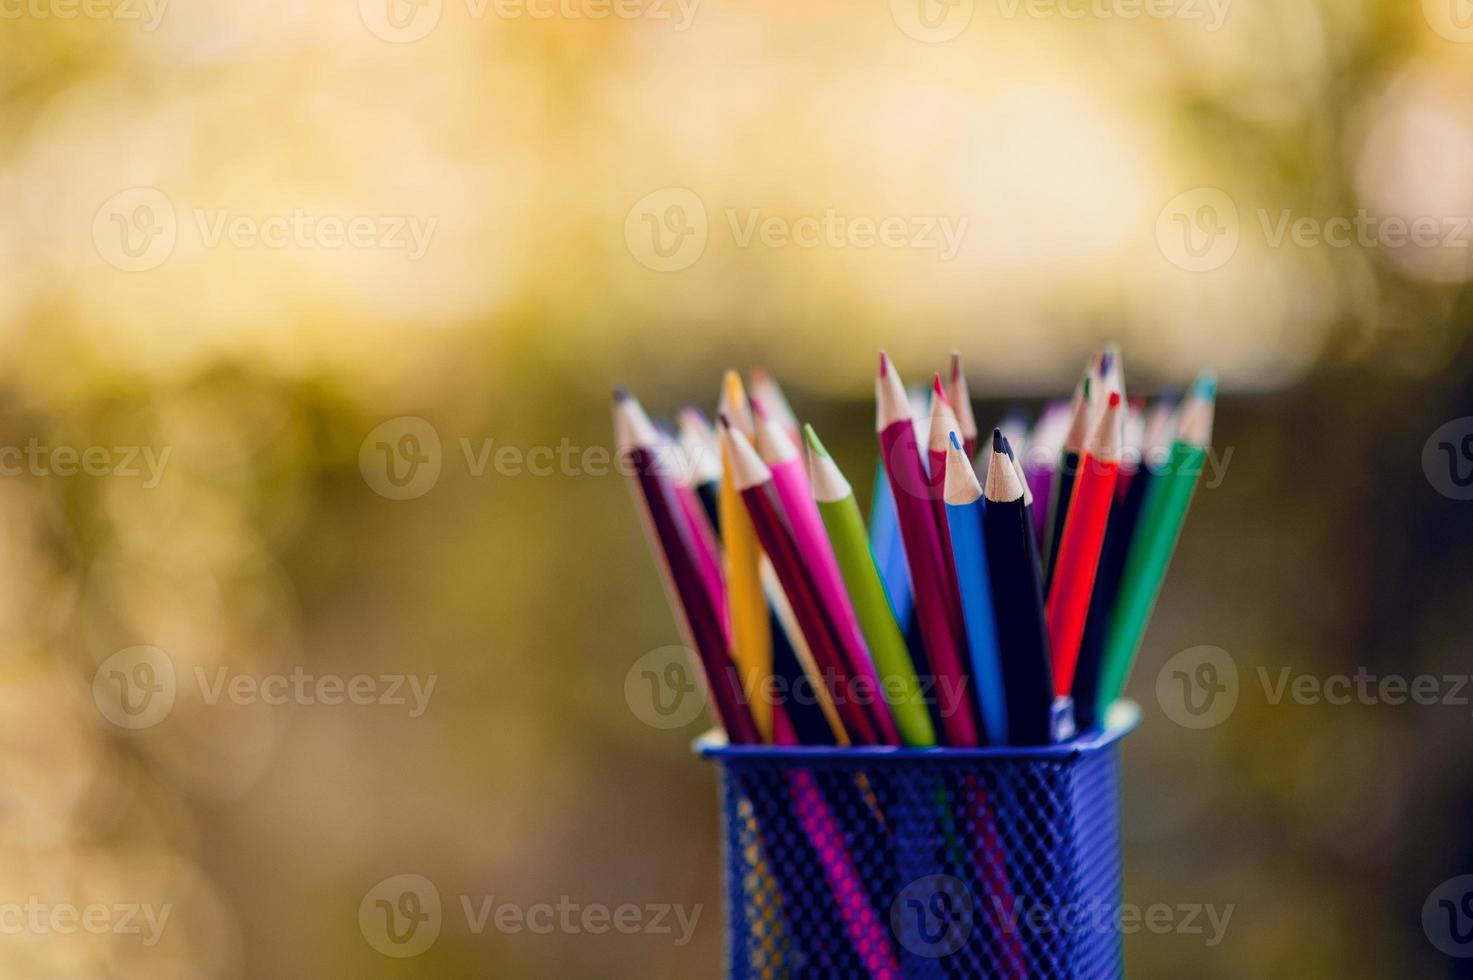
[868,456,914,630]
[942,432,1008,745]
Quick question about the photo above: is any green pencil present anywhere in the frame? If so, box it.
[805,425,937,747]
[1096,373,1217,712]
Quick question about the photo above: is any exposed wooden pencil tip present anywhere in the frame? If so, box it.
[931,372,949,404]
[949,350,962,380]
[991,427,1004,453]
[878,350,890,377]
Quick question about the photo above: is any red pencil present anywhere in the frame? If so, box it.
[719,415,882,745]
[615,389,760,744]
[876,351,978,747]
[1045,390,1123,696]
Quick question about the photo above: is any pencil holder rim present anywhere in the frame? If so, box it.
[693,700,1139,762]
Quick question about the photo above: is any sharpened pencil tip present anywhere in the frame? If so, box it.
[1099,350,1113,375]
[750,395,768,421]
[949,431,962,451]
[991,427,1003,453]
[803,423,829,458]
[612,385,631,403]
[950,350,962,381]
[1193,371,1218,400]
[931,373,948,402]
[878,350,889,378]
[1109,391,1121,407]
[716,413,732,431]
[1083,376,1092,399]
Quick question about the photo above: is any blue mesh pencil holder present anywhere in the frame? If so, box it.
[697,712,1137,980]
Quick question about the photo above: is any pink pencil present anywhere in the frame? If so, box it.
[667,431,729,635]
[753,399,901,745]
[876,352,978,747]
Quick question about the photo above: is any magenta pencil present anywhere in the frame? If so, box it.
[876,352,978,747]
[721,416,882,745]
[615,389,759,744]
[753,400,901,745]
[787,767,903,979]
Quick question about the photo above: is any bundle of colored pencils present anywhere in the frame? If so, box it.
[616,347,1216,747]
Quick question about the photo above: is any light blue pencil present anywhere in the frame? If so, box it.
[942,432,1008,745]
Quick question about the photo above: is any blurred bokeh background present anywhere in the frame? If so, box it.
[2,0,1472,976]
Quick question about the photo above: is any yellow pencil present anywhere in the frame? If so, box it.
[719,371,774,742]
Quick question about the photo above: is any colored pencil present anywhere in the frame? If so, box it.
[678,406,722,529]
[868,458,914,630]
[615,388,760,744]
[876,351,979,746]
[982,430,1055,746]
[718,372,774,742]
[1072,393,1175,728]
[943,432,1008,745]
[806,424,936,747]
[749,366,802,450]
[947,351,979,459]
[1097,373,1216,711]
[1044,372,1092,592]
[754,402,901,744]
[1045,390,1123,696]
[721,416,882,745]
[1022,401,1069,547]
